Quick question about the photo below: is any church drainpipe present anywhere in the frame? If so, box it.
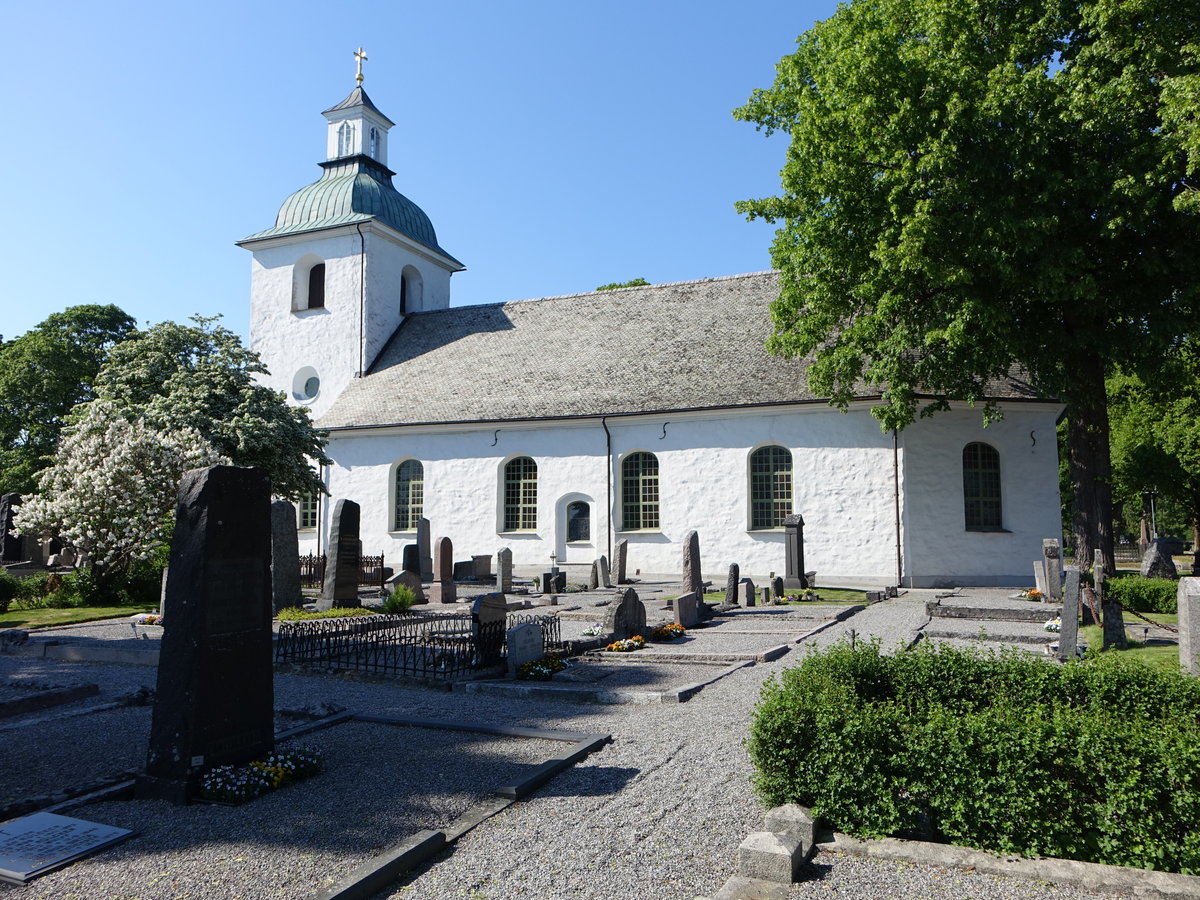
[892,429,903,586]
[602,416,613,563]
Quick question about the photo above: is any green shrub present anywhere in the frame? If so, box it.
[749,641,1200,872]
[1106,576,1178,614]
[0,572,17,614]
[381,585,415,614]
[276,606,378,621]
[15,572,53,602]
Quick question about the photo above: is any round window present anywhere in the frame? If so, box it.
[292,366,320,403]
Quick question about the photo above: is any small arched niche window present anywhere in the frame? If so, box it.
[567,501,590,542]
[306,263,326,309]
[621,451,660,530]
[337,121,354,157]
[400,266,423,316]
[503,457,538,531]
[369,127,379,158]
[393,460,424,531]
[963,442,1003,530]
[750,445,793,530]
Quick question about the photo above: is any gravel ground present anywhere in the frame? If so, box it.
[0,594,1124,900]
[2,722,558,900]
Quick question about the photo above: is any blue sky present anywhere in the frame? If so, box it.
[0,1,840,342]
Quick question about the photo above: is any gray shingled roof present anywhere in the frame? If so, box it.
[317,271,1043,430]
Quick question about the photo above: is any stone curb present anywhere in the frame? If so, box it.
[496,733,613,799]
[820,832,1200,900]
[457,681,676,705]
[459,655,757,705]
[757,644,789,662]
[312,829,447,900]
[308,715,611,900]
[670,660,756,703]
[789,605,866,644]
[8,640,162,666]
[0,683,100,719]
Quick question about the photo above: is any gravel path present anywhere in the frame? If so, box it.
[0,596,1126,900]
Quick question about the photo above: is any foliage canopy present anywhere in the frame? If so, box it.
[92,316,329,500]
[0,305,136,494]
[735,0,1200,566]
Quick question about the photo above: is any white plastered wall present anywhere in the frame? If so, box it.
[899,404,1064,587]
[302,404,921,582]
[246,224,456,421]
[247,230,363,421]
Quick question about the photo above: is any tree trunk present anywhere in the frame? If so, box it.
[1066,355,1116,576]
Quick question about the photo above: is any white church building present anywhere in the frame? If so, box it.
[239,80,1064,588]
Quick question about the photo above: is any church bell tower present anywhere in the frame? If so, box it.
[238,49,464,420]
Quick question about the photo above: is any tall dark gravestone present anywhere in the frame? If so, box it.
[319,499,361,611]
[681,531,703,598]
[782,515,808,590]
[614,538,629,584]
[417,517,433,582]
[402,544,420,576]
[725,563,740,606]
[270,500,302,613]
[138,466,274,805]
[0,493,25,562]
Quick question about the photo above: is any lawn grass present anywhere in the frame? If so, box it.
[0,604,158,629]
[700,587,866,606]
[1080,617,1182,673]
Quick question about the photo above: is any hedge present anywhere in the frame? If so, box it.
[748,642,1200,872]
[1106,576,1178,614]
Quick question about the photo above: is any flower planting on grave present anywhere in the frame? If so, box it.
[603,635,646,652]
[516,653,567,680]
[197,748,324,804]
[581,623,604,637]
[650,623,686,641]
[749,640,1200,873]
[1021,588,1044,601]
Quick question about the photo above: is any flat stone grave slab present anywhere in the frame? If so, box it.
[0,811,133,884]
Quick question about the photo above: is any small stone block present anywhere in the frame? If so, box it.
[763,803,815,857]
[738,831,803,884]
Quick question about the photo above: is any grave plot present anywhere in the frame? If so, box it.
[4,719,596,899]
[922,592,1062,655]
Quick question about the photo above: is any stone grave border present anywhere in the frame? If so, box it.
[310,712,611,900]
[21,709,609,900]
[710,805,1200,900]
[0,683,100,720]
[456,603,868,705]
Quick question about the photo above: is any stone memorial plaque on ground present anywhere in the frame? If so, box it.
[0,812,133,885]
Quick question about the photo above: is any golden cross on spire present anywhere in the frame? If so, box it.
[354,47,368,85]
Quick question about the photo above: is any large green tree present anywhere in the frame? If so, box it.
[735,0,1200,572]
[91,316,329,500]
[1109,362,1200,550]
[0,305,136,495]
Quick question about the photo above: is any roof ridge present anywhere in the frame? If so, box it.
[403,270,780,315]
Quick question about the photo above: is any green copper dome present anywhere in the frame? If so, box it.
[240,156,460,264]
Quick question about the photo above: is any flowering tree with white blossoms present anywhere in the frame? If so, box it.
[15,400,226,588]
